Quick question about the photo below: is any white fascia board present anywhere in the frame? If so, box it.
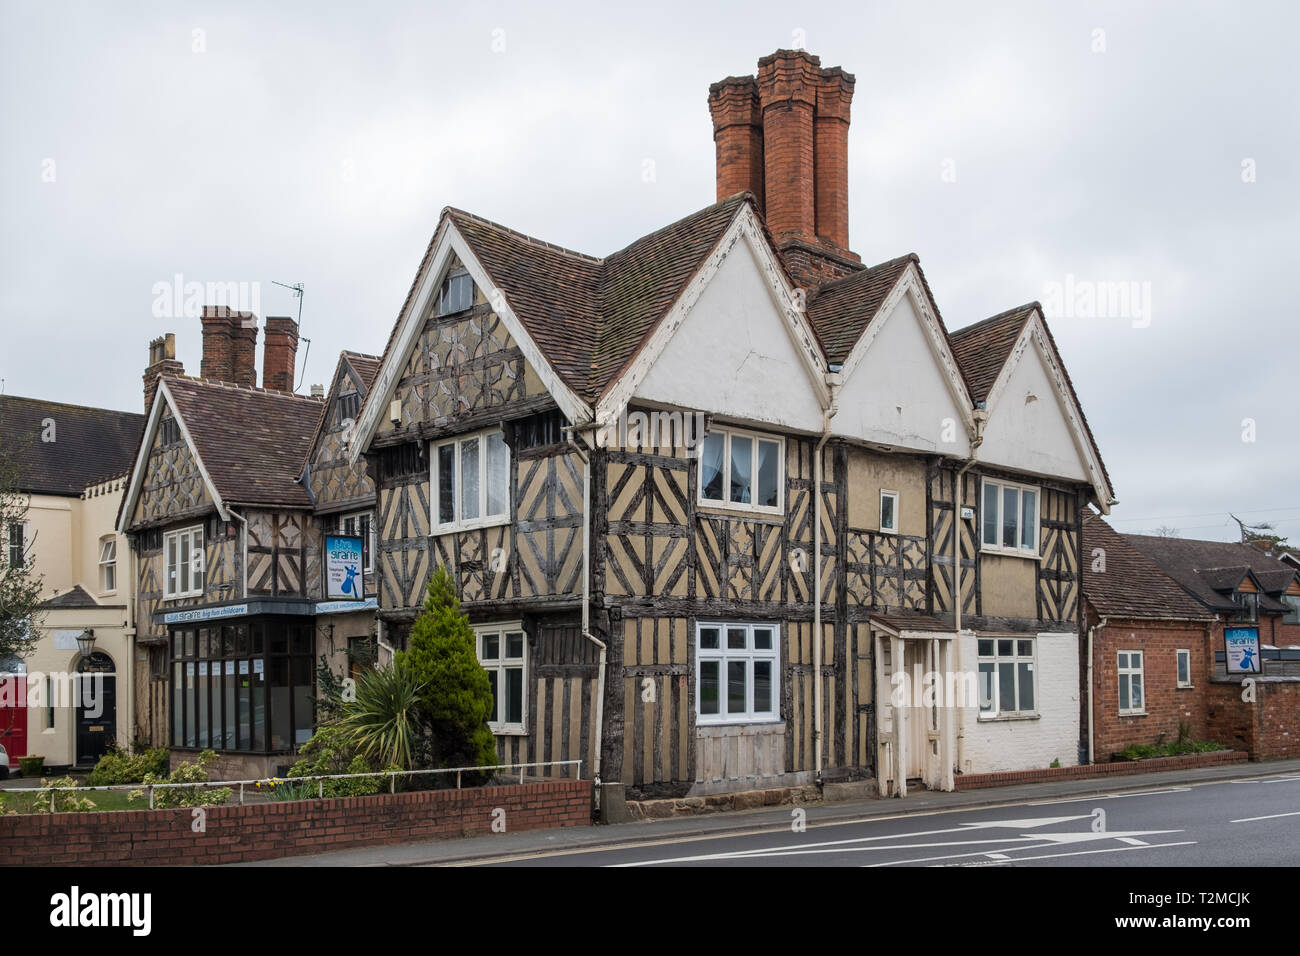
[596,205,829,425]
[349,219,593,464]
[985,310,1114,512]
[117,379,228,531]
[840,263,976,435]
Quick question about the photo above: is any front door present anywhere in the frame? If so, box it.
[76,652,116,765]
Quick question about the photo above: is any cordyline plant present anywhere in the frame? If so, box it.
[338,659,423,771]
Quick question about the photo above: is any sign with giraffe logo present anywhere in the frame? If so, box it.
[324,534,365,601]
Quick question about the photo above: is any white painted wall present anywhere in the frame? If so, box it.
[978,344,1089,482]
[957,630,1080,774]
[633,239,825,433]
[835,292,970,456]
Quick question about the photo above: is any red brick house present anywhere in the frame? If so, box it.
[1083,513,1300,761]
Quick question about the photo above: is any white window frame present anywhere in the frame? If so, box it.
[6,520,28,567]
[1175,648,1192,688]
[339,511,375,574]
[977,636,1038,718]
[163,525,205,599]
[695,621,781,725]
[98,536,117,594]
[696,427,785,516]
[430,427,511,533]
[879,489,900,534]
[474,621,527,734]
[980,478,1040,557]
[1118,650,1145,715]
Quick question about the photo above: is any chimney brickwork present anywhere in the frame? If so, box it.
[143,332,183,416]
[201,306,258,387]
[262,316,299,393]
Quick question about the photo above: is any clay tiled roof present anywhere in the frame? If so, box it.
[806,254,916,365]
[162,377,322,508]
[448,193,750,401]
[949,305,1035,404]
[0,395,144,497]
[39,585,104,609]
[1125,533,1300,612]
[343,352,381,390]
[1082,514,1213,620]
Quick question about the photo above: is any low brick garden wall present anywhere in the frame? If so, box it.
[1,779,592,866]
[955,749,1246,791]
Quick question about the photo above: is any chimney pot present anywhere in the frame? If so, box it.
[143,332,184,415]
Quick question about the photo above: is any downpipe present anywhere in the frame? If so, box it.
[569,427,606,809]
[951,408,986,777]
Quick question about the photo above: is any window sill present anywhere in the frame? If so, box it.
[977,712,1040,722]
[696,717,783,728]
[163,593,204,602]
[1119,710,1147,718]
[980,546,1041,561]
[430,515,510,536]
[1176,684,1194,690]
[489,725,527,737]
[696,502,785,522]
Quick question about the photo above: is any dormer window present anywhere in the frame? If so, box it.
[435,270,475,317]
[1232,591,1259,623]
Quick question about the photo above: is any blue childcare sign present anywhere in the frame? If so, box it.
[324,534,365,601]
[1225,626,1260,674]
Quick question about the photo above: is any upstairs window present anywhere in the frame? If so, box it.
[880,490,899,534]
[339,512,375,574]
[981,478,1039,556]
[98,536,117,593]
[6,522,27,567]
[432,428,510,531]
[698,427,783,515]
[335,392,362,424]
[1283,594,1300,625]
[164,525,205,599]
[159,416,182,446]
[1232,591,1259,623]
[434,269,475,317]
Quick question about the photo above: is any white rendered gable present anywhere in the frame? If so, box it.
[834,280,972,456]
[629,222,827,433]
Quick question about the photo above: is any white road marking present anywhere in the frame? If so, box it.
[1230,810,1300,823]
[961,842,1197,865]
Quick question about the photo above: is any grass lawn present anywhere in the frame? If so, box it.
[0,787,140,813]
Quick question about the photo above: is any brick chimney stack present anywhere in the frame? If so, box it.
[201,306,259,387]
[708,50,860,288]
[708,76,765,216]
[262,316,299,392]
[143,332,183,416]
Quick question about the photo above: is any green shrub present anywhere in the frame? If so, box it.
[396,565,498,774]
[338,661,424,772]
[287,724,390,797]
[87,746,169,786]
[33,776,96,813]
[18,755,45,776]
[130,749,231,808]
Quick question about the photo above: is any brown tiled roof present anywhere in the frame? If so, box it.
[1082,514,1213,620]
[344,352,381,390]
[299,351,382,480]
[162,376,322,508]
[949,305,1035,404]
[1196,566,1254,592]
[1125,533,1300,612]
[806,254,915,365]
[39,585,102,609]
[0,395,144,497]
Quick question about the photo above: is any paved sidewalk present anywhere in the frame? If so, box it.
[242,757,1300,866]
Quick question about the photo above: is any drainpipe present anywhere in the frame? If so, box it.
[951,407,987,776]
[567,427,606,799]
[1086,615,1106,764]
[813,374,841,784]
[225,507,249,598]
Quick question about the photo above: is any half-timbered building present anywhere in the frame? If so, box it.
[119,314,382,778]
[347,48,1115,806]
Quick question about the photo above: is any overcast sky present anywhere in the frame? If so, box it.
[1,0,1295,542]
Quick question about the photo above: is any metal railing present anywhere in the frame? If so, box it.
[0,758,583,811]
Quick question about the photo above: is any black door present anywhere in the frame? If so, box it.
[76,652,116,765]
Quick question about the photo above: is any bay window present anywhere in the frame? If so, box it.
[432,428,510,531]
[476,622,526,733]
[696,621,780,724]
[981,478,1039,556]
[164,525,205,599]
[698,427,783,514]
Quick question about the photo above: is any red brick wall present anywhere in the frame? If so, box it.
[1090,614,1216,759]
[756,50,818,244]
[0,779,592,866]
[1207,678,1300,760]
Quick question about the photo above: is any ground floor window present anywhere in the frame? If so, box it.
[696,621,780,724]
[1176,648,1192,687]
[1118,650,1145,714]
[169,617,316,752]
[475,622,526,733]
[978,637,1036,716]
